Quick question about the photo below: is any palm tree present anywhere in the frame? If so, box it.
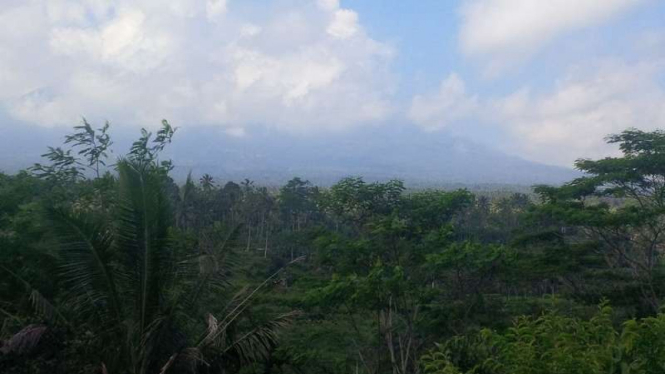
[176,172,198,230]
[7,159,296,373]
[199,174,215,192]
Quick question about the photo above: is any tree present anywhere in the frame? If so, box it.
[311,184,475,374]
[31,118,113,180]
[279,177,319,232]
[422,303,665,374]
[3,123,296,374]
[323,177,405,231]
[200,174,215,192]
[534,129,665,312]
[64,119,113,178]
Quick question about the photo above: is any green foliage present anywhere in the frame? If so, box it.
[422,303,665,374]
[532,128,665,312]
[323,177,405,226]
[405,189,474,231]
[64,119,113,178]
[129,120,177,171]
[31,119,114,181]
[8,126,665,373]
[1,122,296,374]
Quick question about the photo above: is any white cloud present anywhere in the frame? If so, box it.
[206,0,227,20]
[408,74,479,131]
[327,9,359,39]
[411,60,665,167]
[225,127,246,137]
[317,0,340,11]
[491,60,665,166]
[459,0,644,68]
[0,0,394,132]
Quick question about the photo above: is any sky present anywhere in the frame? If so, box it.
[1,0,664,167]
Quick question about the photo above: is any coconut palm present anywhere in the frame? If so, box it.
[6,158,296,374]
[199,174,215,192]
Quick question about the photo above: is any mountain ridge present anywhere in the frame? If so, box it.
[0,122,579,186]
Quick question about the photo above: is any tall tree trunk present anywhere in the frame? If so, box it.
[246,225,252,252]
[264,222,269,258]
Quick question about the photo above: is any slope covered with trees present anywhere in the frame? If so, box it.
[2,121,665,373]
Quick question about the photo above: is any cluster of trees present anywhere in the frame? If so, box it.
[2,122,665,373]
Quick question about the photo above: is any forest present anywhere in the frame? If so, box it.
[2,120,665,374]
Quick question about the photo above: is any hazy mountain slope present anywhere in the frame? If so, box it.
[0,122,579,186]
[166,125,579,185]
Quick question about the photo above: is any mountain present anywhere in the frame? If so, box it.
[165,125,578,186]
[0,122,579,186]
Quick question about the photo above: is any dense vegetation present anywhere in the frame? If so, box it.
[2,121,665,373]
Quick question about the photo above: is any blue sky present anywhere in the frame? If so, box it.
[1,0,664,167]
[353,0,663,96]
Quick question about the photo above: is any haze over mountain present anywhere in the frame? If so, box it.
[168,125,578,185]
[0,121,577,186]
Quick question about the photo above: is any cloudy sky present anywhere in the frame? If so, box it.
[1,0,664,167]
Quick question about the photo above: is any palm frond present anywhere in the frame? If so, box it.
[158,347,205,374]
[29,290,62,325]
[165,224,242,326]
[197,257,304,349]
[0,265,66,325]
[47,208,123,326]
[212,256,304,335]
[115,159,173,335]
[115,159,176,374]
[0,324,49,355]
[220,310,301,363]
